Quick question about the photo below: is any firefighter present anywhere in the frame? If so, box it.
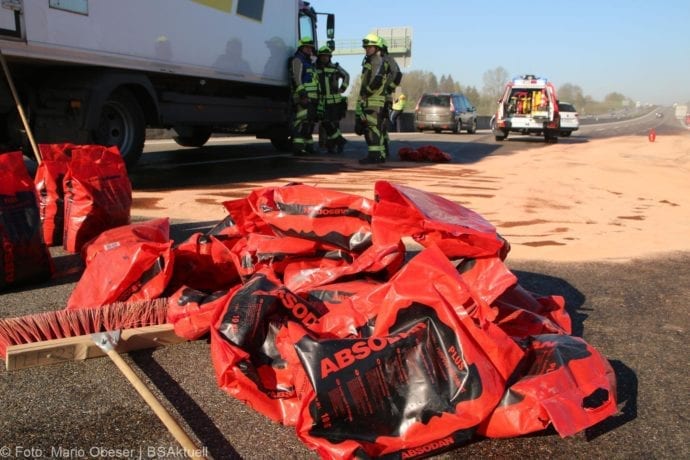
[356,33,390,164]
[316,45,350,154]
[389,94,406,132]
[379,37,403,142]
[288,37,320,155]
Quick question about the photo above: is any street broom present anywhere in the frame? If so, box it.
[0,298,206,459]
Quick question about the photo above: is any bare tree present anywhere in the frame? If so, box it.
[482,66,509,104]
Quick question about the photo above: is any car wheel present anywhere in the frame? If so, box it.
[452,120,460,134]
[467,118,477,134]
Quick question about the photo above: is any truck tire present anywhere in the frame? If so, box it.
[173,127,212,147]
[270,137,292,152]
[93,89,145,170]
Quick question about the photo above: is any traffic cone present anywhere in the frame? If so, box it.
[648,128,656,142]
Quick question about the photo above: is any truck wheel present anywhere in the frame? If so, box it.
[173,127,212,147]
[270,137,292,152]
[93,89,145,170]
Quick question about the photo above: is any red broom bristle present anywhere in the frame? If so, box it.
[0,298,169,359]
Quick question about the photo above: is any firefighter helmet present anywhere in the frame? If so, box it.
[298,37,315,48]
[362,33,381,48]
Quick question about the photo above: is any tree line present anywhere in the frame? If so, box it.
[347,66,640,116]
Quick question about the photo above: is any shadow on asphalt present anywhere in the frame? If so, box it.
[131,137,505,190]
[131,349,242,460]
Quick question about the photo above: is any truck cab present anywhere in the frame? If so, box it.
[491,75,560,143]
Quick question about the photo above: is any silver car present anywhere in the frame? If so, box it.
[414,93,477,134]
[558,101,579,137]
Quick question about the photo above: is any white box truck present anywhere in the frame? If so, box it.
[0,0,334,168]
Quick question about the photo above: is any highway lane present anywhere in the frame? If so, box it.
[132,107,686,193]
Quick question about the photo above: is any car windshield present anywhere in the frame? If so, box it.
[420,96,450,108]
[559,103,576,112]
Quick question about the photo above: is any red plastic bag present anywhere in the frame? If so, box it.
[211,269,309,425]
[287,246,522,459]
[167,286,236,340]
[66,219,173,309]
[398,145,451,162]
[34,144,74,246]
[373,181,508,259]
[248,183,375,253]
[0,151,53,289]
[168,232,240,293]
[493,285,572,338]
[479,334,617,438]
[63,145,132,253]
[282,240,405,292]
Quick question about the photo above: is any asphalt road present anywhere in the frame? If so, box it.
[0,112,688,459]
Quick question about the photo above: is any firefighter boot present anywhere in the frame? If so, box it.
[358,151,385,165]
[336,136,347,154]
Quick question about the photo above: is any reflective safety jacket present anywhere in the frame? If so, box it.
[289,50,319,101]
[383,53,403,101]
[359,52,387,108]
[392,96,406,111]
[317,62,350,106]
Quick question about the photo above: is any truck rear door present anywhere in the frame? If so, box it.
[0,0,22,39]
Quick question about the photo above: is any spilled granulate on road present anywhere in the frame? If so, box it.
[131,196,164,209]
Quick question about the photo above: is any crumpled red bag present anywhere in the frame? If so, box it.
[211,269,308,425]
[66,218,173,309]
[63,145,132,253]
[398,145,451,162]
[247,183,375,253]
[282,245,523,459]
[372,181,509,259]
[167,232,239,293]
[34,144,74,246]
[479,334,617,438]
[0,151,53,290]
[167,286,236,340]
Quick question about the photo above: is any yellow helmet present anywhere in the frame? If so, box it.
[298,37,315,48]
[400,94,406,100]
[362,33,380,48]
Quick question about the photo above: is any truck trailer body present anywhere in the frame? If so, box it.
[0,0,333,168]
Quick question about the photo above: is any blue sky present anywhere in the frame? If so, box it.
[316,0,690,106]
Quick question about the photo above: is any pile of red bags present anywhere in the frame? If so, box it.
[68,180,617,459]
[34,144,132,253]
[398,145,452,162]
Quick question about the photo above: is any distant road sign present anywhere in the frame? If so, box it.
[333,26,412,67]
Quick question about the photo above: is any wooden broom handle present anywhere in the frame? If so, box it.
[105,349,206,459]
[0,49,42,164]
